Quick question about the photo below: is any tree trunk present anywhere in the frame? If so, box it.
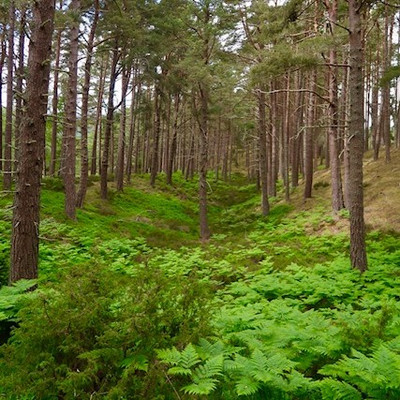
[116,63,130,191]
[91,55,107,176]
[126,70,139,182]
[11,0,55,282]
[304,71,316,199]
[257,89,269,216]
[371,58,380,160]
[166,93,180,185]
[14,9,26,171]
[382,7,392,163]
[76,0,99,207]
[348,0,367,271]
[0,37,6,171]
[150,85,162,187]
[3,1,15,191]
[328,0,344,213]
[100,43,119,200]
[283,74,290,201]
[197,84,210,240]
[61,0,80,220]
[49,28,62,176]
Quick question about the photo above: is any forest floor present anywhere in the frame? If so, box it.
[0,151,400,399]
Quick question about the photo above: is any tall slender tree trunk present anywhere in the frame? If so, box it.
[0,37,6,171]
[91,55,107,176]
[382,7,392,163]
[14,9,26,171]
[348,0,367,271]
[258,89,269,216]
[126,70,139,182]
[76,0,99,206]
[11,0,55,282]
[166,93,180,185]
[4,1,15,191]
[269,85,277,197]
[150,85,162,187]
[61,0,80,220]
[304,71,316,199]
[116,63,130,191]
[328,0,344,213]
[49,27,61,176]
[100,42,119,200]
[283,74,290,202]
[197,85,210,239]
[371,59,380,160]
[291,71,304,188]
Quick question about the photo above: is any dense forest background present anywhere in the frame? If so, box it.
[0,0,400,398]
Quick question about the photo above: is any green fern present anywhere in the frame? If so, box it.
[318,378,362,400]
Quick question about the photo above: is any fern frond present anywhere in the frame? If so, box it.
[180,343,201,369]
[157,347,181,366]
[183,378,218,395]
[319,378,362,400]
[235,376,260,396]
[192,354,224,379]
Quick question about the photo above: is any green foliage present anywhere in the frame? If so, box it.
[160,254,400,398]
[0,263,213,398]
[1,170,399,399]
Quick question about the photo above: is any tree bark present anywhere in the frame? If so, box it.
[348,0,367,271]
[257,89,269,216]
[0,38,6,171]
[14,9,26,171]
[166,93,180,185]
[126,70,139,182]
[90,55,107,176]
[150,85,162,187]
[11,0,55,282]
[3,1,15,191]
[61,0,80,220]
[49,27,62,176]
[197,84,210,239]
[100,42,119,200]
[304,71,316,199]
[76,0,99,207]
[116,63,130,191]
[328,0,344,213]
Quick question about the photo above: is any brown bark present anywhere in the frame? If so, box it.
[371,59,380,160]
[91,55,107,176]
[150,85,161,188]
[14,9,26,170]
[283,74,290,202]
[166,93,180,185]
[126,70,139,182]
[0,37,6,171]
[100,42,119,200]
[381,7,392,163]
[49,27,62,176]
[291,71,304,188]
[61,0,80,220]
[3,1,15,191]
[76,0,99,207]
[257,89,269,216]
[327,0,344,213]
[11,0,55,282]
[116,63,130,191]
[348,0,367,271]
[197,84,210,239]
[304,71,316,199]
[269,85,277,197]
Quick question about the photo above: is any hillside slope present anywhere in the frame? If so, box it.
[286,149,400,234]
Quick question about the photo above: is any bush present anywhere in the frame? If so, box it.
[0,263,213,399]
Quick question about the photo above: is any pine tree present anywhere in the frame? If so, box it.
[10,0,55,281]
